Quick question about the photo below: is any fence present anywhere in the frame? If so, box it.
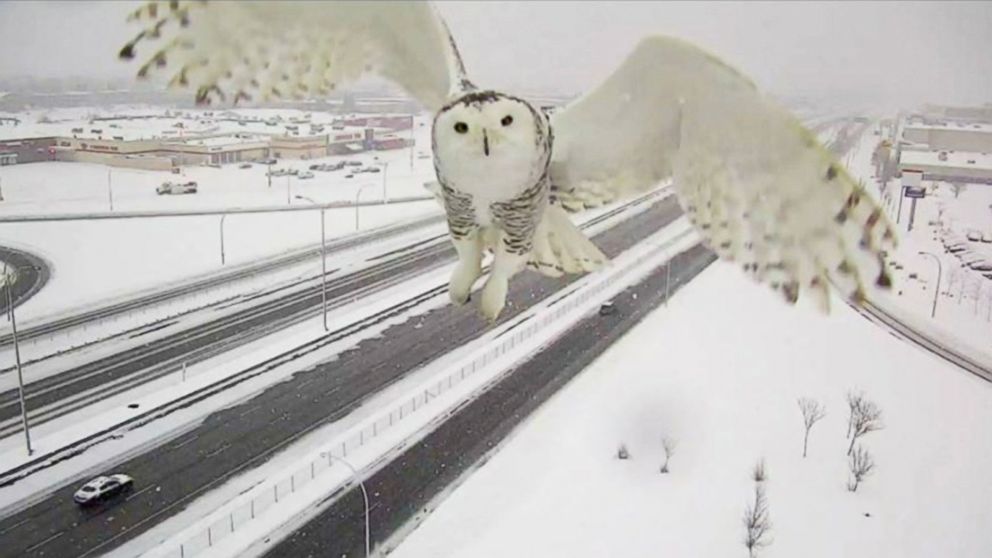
[154,223,697,558]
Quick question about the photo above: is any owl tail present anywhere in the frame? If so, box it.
[527,204,608,278]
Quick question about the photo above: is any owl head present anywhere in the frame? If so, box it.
[432,91,547,178]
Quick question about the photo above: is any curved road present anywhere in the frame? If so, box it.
[0,245,49,316]
[0,196,684,558]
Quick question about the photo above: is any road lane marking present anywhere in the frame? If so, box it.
[125,484,156,502]
[25,530,65,553]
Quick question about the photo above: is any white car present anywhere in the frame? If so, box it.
[298,171,314,179]
[156,181,198,195]
[73,474,134,506]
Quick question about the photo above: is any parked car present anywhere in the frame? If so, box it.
[346,161,362,166]
[73,474,133,506]
[260,158,277,165]
[344,174,354,179]
[598,301,617,316]
[967,230,982,242]
[157,181,198,195]
[364,167,381,173]
[298,171,314,179]
[309,164,322,170]
[982,232,992,244]
[239,162,252,169]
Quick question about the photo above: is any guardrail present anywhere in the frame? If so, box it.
[148,221,699,558]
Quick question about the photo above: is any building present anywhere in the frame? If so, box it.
[901,121,992,153]
[898,149,992,185]
[0,115,415,170]
[0,137,58,164]
[0,152,16,165]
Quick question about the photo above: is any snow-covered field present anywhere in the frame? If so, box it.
[392,260,992,558]
[388,121,992,557]
[0,108,440,322]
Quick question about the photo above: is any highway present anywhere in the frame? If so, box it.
[0,194,685,558]
[266,244,715,558]
[0,212,444,347]
[0,192,659,440]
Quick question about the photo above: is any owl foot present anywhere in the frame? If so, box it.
[449,263,481,305]
[480,275,508,322]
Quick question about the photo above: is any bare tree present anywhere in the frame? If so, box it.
[743,481,772,557]
[752,458,767,483]
[797,398,826,458]
[660,437,677,473]
[848,397,884,455]
[845,390,862,439]
[847,444,876,492]
[617,443,630,460]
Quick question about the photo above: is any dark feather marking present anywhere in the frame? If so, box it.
[826,164,838,181]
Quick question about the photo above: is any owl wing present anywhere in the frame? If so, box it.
[118,1,470,111]
[549,36,895,310]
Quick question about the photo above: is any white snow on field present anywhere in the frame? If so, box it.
[0,109,440,321]
[392,260,992,558]
[846,124,992,362]
[0,200,441,321]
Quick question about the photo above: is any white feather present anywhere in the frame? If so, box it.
[121,0,468,111]
[549,36,896,308]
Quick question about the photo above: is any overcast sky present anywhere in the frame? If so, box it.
[1,1,989,108]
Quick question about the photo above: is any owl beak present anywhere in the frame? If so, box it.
[483,129,490,157]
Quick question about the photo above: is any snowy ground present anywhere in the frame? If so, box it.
[387,121,992,557]
[0,108,439,322]
[846,126,992,362]
[392,259,992,558]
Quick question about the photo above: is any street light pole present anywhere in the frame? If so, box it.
[296,195,328,331]
[219,214,227,265]
[355,184,373,230]
[918,251,942,318]
[3,266,32,456]
[107,169,114,211]
[327,454,371,557]
[378,162,389,203]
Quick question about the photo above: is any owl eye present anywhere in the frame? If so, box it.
[454,122,468,134]
[501,115,513,127]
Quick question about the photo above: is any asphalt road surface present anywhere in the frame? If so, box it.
[0,196,687,558]
[264,245,715,558]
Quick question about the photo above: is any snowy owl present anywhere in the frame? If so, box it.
[119,1,895,321]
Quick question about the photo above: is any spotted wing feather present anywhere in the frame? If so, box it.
[550,36,895,310]
[118,0,470,111]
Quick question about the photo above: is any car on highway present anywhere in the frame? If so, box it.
[156,181,198,195]
[598,301,617,316]
[73,474,133,506]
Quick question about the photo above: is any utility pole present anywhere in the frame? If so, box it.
[3,267,32,456]
[918,251,942,318]
[107,169,114,211]
[219,214,227,265]
[296,196,328,331]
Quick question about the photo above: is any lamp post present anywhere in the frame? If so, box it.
[107,169,114,211]
[918,251,942,318]
[295,195,328,331]
[375,161,389,203]
[355,184,373,230]
[219,214,227,265]
[325,453,371,557]
[2,265,33,456]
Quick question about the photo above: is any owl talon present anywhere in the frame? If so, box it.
[480,276,508,322]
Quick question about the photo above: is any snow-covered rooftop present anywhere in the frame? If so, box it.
[900,150,992,172]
